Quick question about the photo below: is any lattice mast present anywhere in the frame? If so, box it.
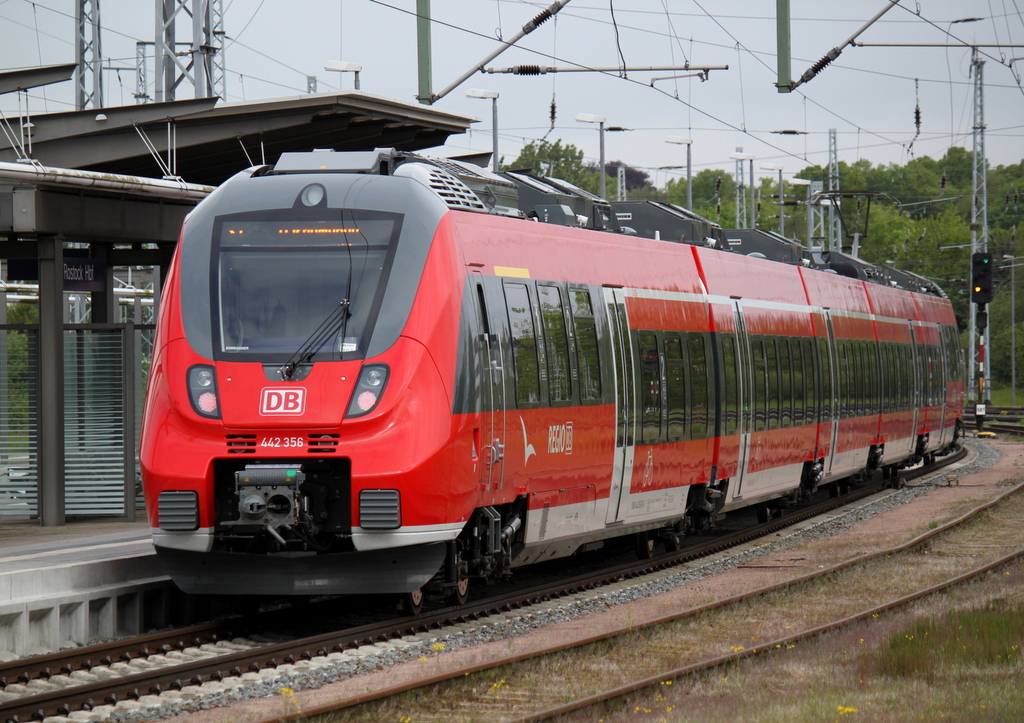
[968,49,990,405]
[154,0,224,103]
[75,0,103,110]
[828,128,841,252]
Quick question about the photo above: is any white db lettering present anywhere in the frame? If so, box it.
[260,388,306,415]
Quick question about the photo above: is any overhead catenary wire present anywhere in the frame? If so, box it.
[427,0,573,104]
[788,0,902,92]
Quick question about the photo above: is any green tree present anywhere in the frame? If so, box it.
[505,140,603,195]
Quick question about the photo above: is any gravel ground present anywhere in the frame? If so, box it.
[105,440,994,723]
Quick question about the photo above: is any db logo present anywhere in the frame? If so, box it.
[260,388,306,415]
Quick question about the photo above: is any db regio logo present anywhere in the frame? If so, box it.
[260,388,307,415]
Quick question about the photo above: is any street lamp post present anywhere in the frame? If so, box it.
[324,60,362,90]
[665,136,692,209]
[761,164,785,236]
[577,113,607,199]
[467,89,500,172]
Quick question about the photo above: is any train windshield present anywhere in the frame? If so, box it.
[212,209,403,362]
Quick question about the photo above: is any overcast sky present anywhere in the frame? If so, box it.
[1,0,1022,187]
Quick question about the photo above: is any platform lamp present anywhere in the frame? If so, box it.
[665,136,693,209]
[466,89,500,172]
[577,113,607,199]
[761,164,785,236]
[324,61,362,90]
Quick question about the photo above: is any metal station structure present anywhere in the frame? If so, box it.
[0,65,473,526]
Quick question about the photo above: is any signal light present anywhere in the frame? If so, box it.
[971,252,993,304]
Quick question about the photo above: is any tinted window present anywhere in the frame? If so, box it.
[780,338,793,428]
[639,332,663,443]
[819,337,832,421]
[689,334,709,439]
[505,283,540,406]
[571,289,602,401]
[721,334,739,436]
[539,285,572,403]
[765,338,779,430]
[753,339,767,432]
[666,334,687,441]
[792,339,804,426]
[213,210,402,362]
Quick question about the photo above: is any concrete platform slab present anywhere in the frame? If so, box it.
[0,518,182,657]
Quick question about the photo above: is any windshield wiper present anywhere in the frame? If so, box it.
[279,300,350,380]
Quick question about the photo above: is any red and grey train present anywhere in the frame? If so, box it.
[140,149,965,599]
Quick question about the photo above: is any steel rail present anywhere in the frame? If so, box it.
[514,546,1024,723]
[0,445,967,722]
[295,458,1024,723]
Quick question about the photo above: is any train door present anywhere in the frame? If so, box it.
[731,301,753,499]
[603,287,635,524]
[823,312,840,475]
[474,278,506,491]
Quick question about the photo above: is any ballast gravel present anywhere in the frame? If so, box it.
[99,440,996,723]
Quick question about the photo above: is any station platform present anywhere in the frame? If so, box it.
[0,517,182,659]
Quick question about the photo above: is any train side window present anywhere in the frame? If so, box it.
[504,283,541,407]
[665,333,688,441]
[880,344,890,414]
[539,285,572,404]
[854,340,864,417]
[780,338,793,428]
[638,331,664,443]
[792,339,804,426]
[818,337,832,421]
[765,337,779,430]
[929,346,939,406]
[909,343,916,408]
[860,341,870,416]
[870,341,880,414]
[837,340,849,419]
[689,333,709,439]
[909,342,917,405]
[721,334,739,436]
[571,289,602,402]
[802,338,815,423]
[884,342,892,411]
[752,339,767,432]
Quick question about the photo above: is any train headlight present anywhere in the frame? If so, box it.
[188,364,221,419]
[298,183,326,207]
[346,363,389,418]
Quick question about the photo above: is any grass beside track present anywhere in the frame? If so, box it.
[594,566,1024,723]
[308,479,1024,723]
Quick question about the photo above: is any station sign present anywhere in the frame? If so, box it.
[7,256,106,292]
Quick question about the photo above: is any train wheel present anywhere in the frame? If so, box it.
[636,531,656,559]
[664,532,683,553]
[447,577,470,606]
[756,502,769,524]
[400,588,424,615]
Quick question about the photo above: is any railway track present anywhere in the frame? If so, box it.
[0,446,967,722]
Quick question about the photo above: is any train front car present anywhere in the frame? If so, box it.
[141,150,465,596]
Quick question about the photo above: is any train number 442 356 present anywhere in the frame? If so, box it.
[260,436,305,448]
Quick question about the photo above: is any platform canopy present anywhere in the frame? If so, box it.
[0,91,475,186]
